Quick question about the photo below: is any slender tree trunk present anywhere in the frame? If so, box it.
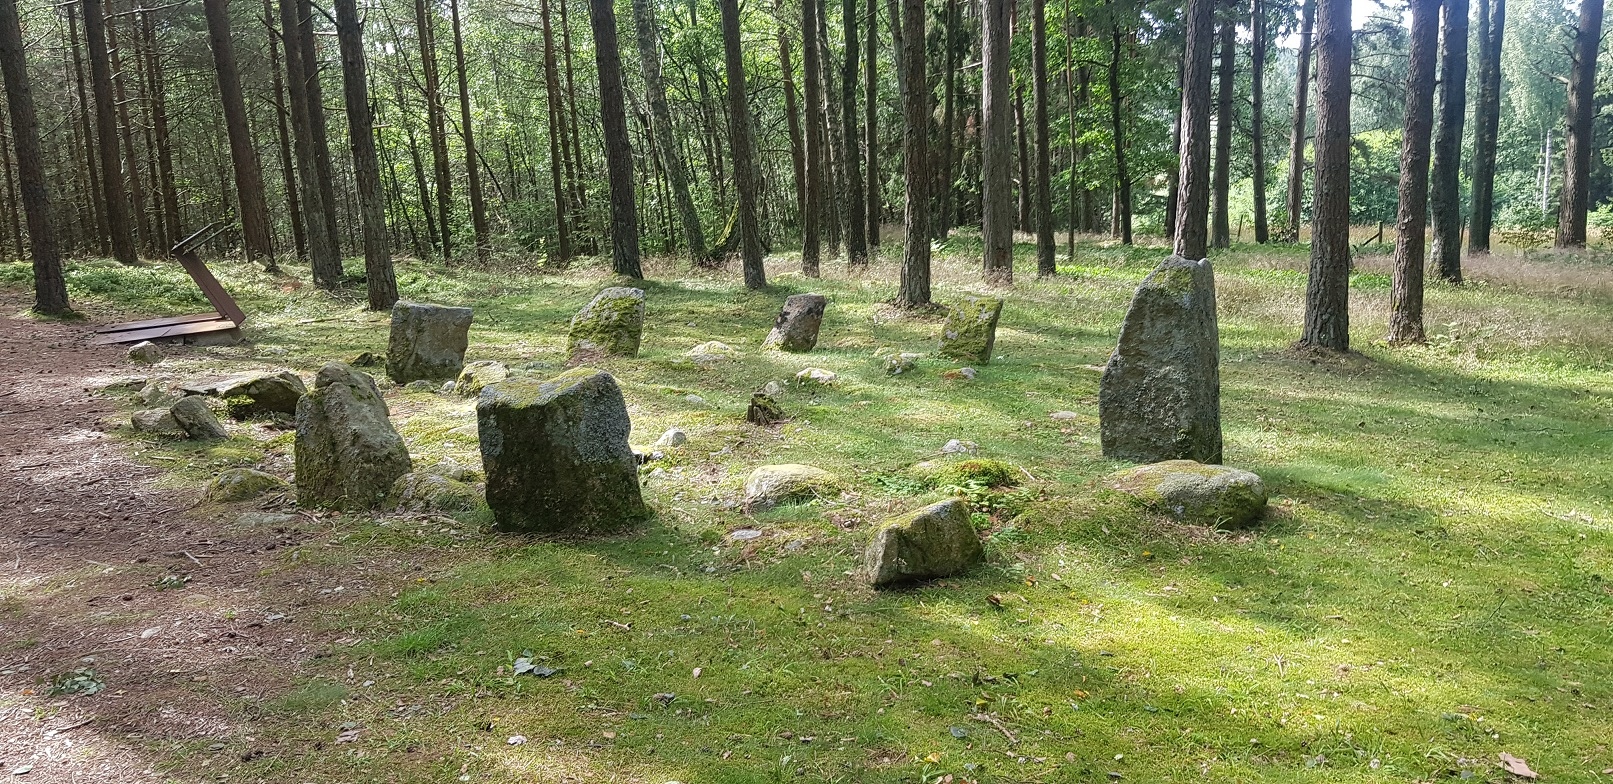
[1211,5,1234,249]
[415,0,452,258]
[297,0,342,258]
[279,0,341,286]
[588,0,643,278]
[818,10,844,256]
[1429,0,1468,277]
[205,0,274,266]
[448,0,489,260]
[840,0,868,266]
[1164,55,1181,238]
[83,0,137,264]
[1065,1,1077,256]
[68,7,106,256]
[1389,0,1439,345]
[718,0,765,287]
[1300,0,1352,350]
[267,0,302,262]
[1467,0,1503,254]
[1110,24,1132,245]
[106,18,152,256]
[0,0,67,313]
[1031,0,1053,274]
[1283,0,1315,241]
[1556,0,1602,249]
[1015,85,1031,233]
[981,0,1013,282]
[778,7,806,226]
[538,0,570,263]
[1173,0,1214,259]
[801,0,824,276]
[139,11,178,252]
[1078,17,1095,231]
[865,0,880,246]
[936,0,958,237]
[334,0,397,308]
[1250,0,1269,243]
[896,0,930,306]
[1,136,19,259]
[560,0,591,251]
[633,0,706,262]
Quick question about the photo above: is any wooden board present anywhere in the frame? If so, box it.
[93,311,224,334]
[176,252,246,326]
[90,239,247,346]
[89,317,241,346]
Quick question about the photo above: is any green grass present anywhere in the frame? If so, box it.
[8,235,1613,782]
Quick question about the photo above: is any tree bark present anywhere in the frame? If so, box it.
[777,6,806,226]
[865,0,879,246]
[538,0,569,262]
[1250,0,1268,243]
[1016,85,1031,233]
[279,0,341,287]
[936,0,958,238]
[297,0,342,258]
[1300,0,1351,351]
[449,0,489,260]
[205,0,274,267]
[1173,0,1215,259]
[981,0,1014,282]
[1429,0,1468,278]
[633,0,706,262]
[1031,0,1053,274]
[719,0,765,287]
[334,0,397,309]
[587,0,642,278]
[0,0,67,313]
[67,7,106,256]
[1556,0,1602,249]
[139,11,179,253]
[266,0,303,262]
[415,0,452,258]
[840,0,868,266]
[1467,0,1503,254]
[1282,0,1315,241]
[106,18,152,256]
[1110,25,1132,245]
[1389,0,1439,345]
[895,0,930,306]
[1211,5,1234,249]
[82,0,137,265]
[801,0,824,276]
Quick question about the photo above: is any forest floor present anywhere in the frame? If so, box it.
[1,234,1610,783]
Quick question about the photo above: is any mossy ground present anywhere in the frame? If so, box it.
[4,233,1612,783]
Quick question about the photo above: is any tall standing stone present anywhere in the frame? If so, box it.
[1099,256,1222,463]
[762,293,828,352]
[567,287,646,363]
[387,302,473,384]
[938,296,1004,363]
[295,363,413,509]
[476,368,649,533]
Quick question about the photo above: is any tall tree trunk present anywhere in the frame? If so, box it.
[83,0,137,264]
[139,11,178,252]
[719,0,765,288]
[1110,24,1132,245]
[205,0,274,266]
[1015,85,1031,233]
[1388,0,1439,345]
[1556,0,1602,249]
[415,0,452,258]
[895,0,930,306]
[588,0,642,278]
[335,0,397,309]
[539,0,570,263]
[1467,0,1503,254]
[279,0,341,287]
[448,0,489,260]
[801,0,824,276]
[1211,5,1234,249]
[1078,17,1095,231]
[106,18,152,256]
[1300,0,1351,350]
[1164,56,1181,238]
[1031,0,1053,274]
[68,6,106,256]
[865,0,880,246]
[816,8,842,256]
[1250,0,1269,243]
[296,0,342,258]
[936,0,958,237]
[633,0,706,262]
[1065,1,1078,256]
[1429,0,1468,277]
[1173,0,1214,259]
[0,0,67,313]
[981,0,1013,282]
[267,0,303,262]
[778,6,806,226]
[1282,0,1315,241]
[560,0,592,254]
[841,0,868,266]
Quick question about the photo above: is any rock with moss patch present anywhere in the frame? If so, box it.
[687,341,740,364]
[169,396,228,440]
[127,341,163,365]
[938,297,1004,364]
[1109,460,1265,528]
[454,360,509,396]
[390,471,482,514]
[136,379,175,407]
[567,287,645,363]
[884,353,921,375]
[386,302,473,384]
[911,457,1020,488]
[477,368,648,533]
[1099,256,1222,463]
[204,468,290,503]
[742,464,837,512]
[861,500,984,587]
[404,380,437,393]
[794,367,836,385]
[762,294,828,352]
[186,372,307,419]
[131,408,183,435]
[294,363,413,510]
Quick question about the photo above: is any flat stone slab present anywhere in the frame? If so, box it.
[742,464,836,511]
[1109,459,1266,528]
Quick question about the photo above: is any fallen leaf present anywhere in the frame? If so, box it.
[1499,753,1538,780]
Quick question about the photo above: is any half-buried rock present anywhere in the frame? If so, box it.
[862,500,984,588]
[938,296,1004,364]
[1108,460,1266,528]
[742,464,836,512]
[453,360,508,396]
[204,468,290,503]
[1098,256,1222,464]
[184,372,307,419]
[387,301,473,384]
[567,287,645,363]
[762,293,827,352]
[294,363,413,509]
[169,396,228,440]
[476,368,648,533]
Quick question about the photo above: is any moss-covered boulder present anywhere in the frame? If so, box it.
[387,301,473,384]
[453,360,509,396]
[861,500,985,588]
[912,457,1021,488]
[687,341,740,364]
[742,464,837,512]
[131,408,183,435]
[204,468,290,503]
[184,372,306,419]
[294,363,413,510]
[476,368,648,533]
[1108,459,1265,528]
[389,471,482,514]
[762,293,828,352]
[169,396,228,440]
[938,297,1004,364]
[567,287,645,363]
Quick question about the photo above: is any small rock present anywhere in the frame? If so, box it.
[794,367,837,385]
[760,380,787,397]
[940,439,977,455]
[655,428,688,447]
[687,341,740,364]
[762,293,828,352]
[746,393,785,426]
[127,341,163,365]
[1108,460,1266,528]
[427,459,483,483]
[351,351,383,367]
[131,408,183,435]
[684,394,708,406]
[186,372,306,420]
[386,301,474,384]
[204,468,290,503]
[729,529,764,541]
[136,379,174,407]
[1049,411,1079,421]
[170,396,228,440]
[235,511,299,526]
[389,471,482,514]
[453,360,508,396]
[567,287,645,363]
[938,297,1004,364]
[940,367,978,381]
[404,380,437,393]
[884,353,920,375]
[862,500,985,587]
[742,464,837,512]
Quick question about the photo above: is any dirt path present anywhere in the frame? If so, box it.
[0,294,320,782]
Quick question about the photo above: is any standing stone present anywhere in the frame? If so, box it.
[567,287,645,363]
[476,368,648,533]
[387,302,474,384]
[762,294,828,352]
[169,396,228,440]
[938,297,1004,363]
[294,363,413,509]
[1099,256,1222,464]
[861,500,985,587]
